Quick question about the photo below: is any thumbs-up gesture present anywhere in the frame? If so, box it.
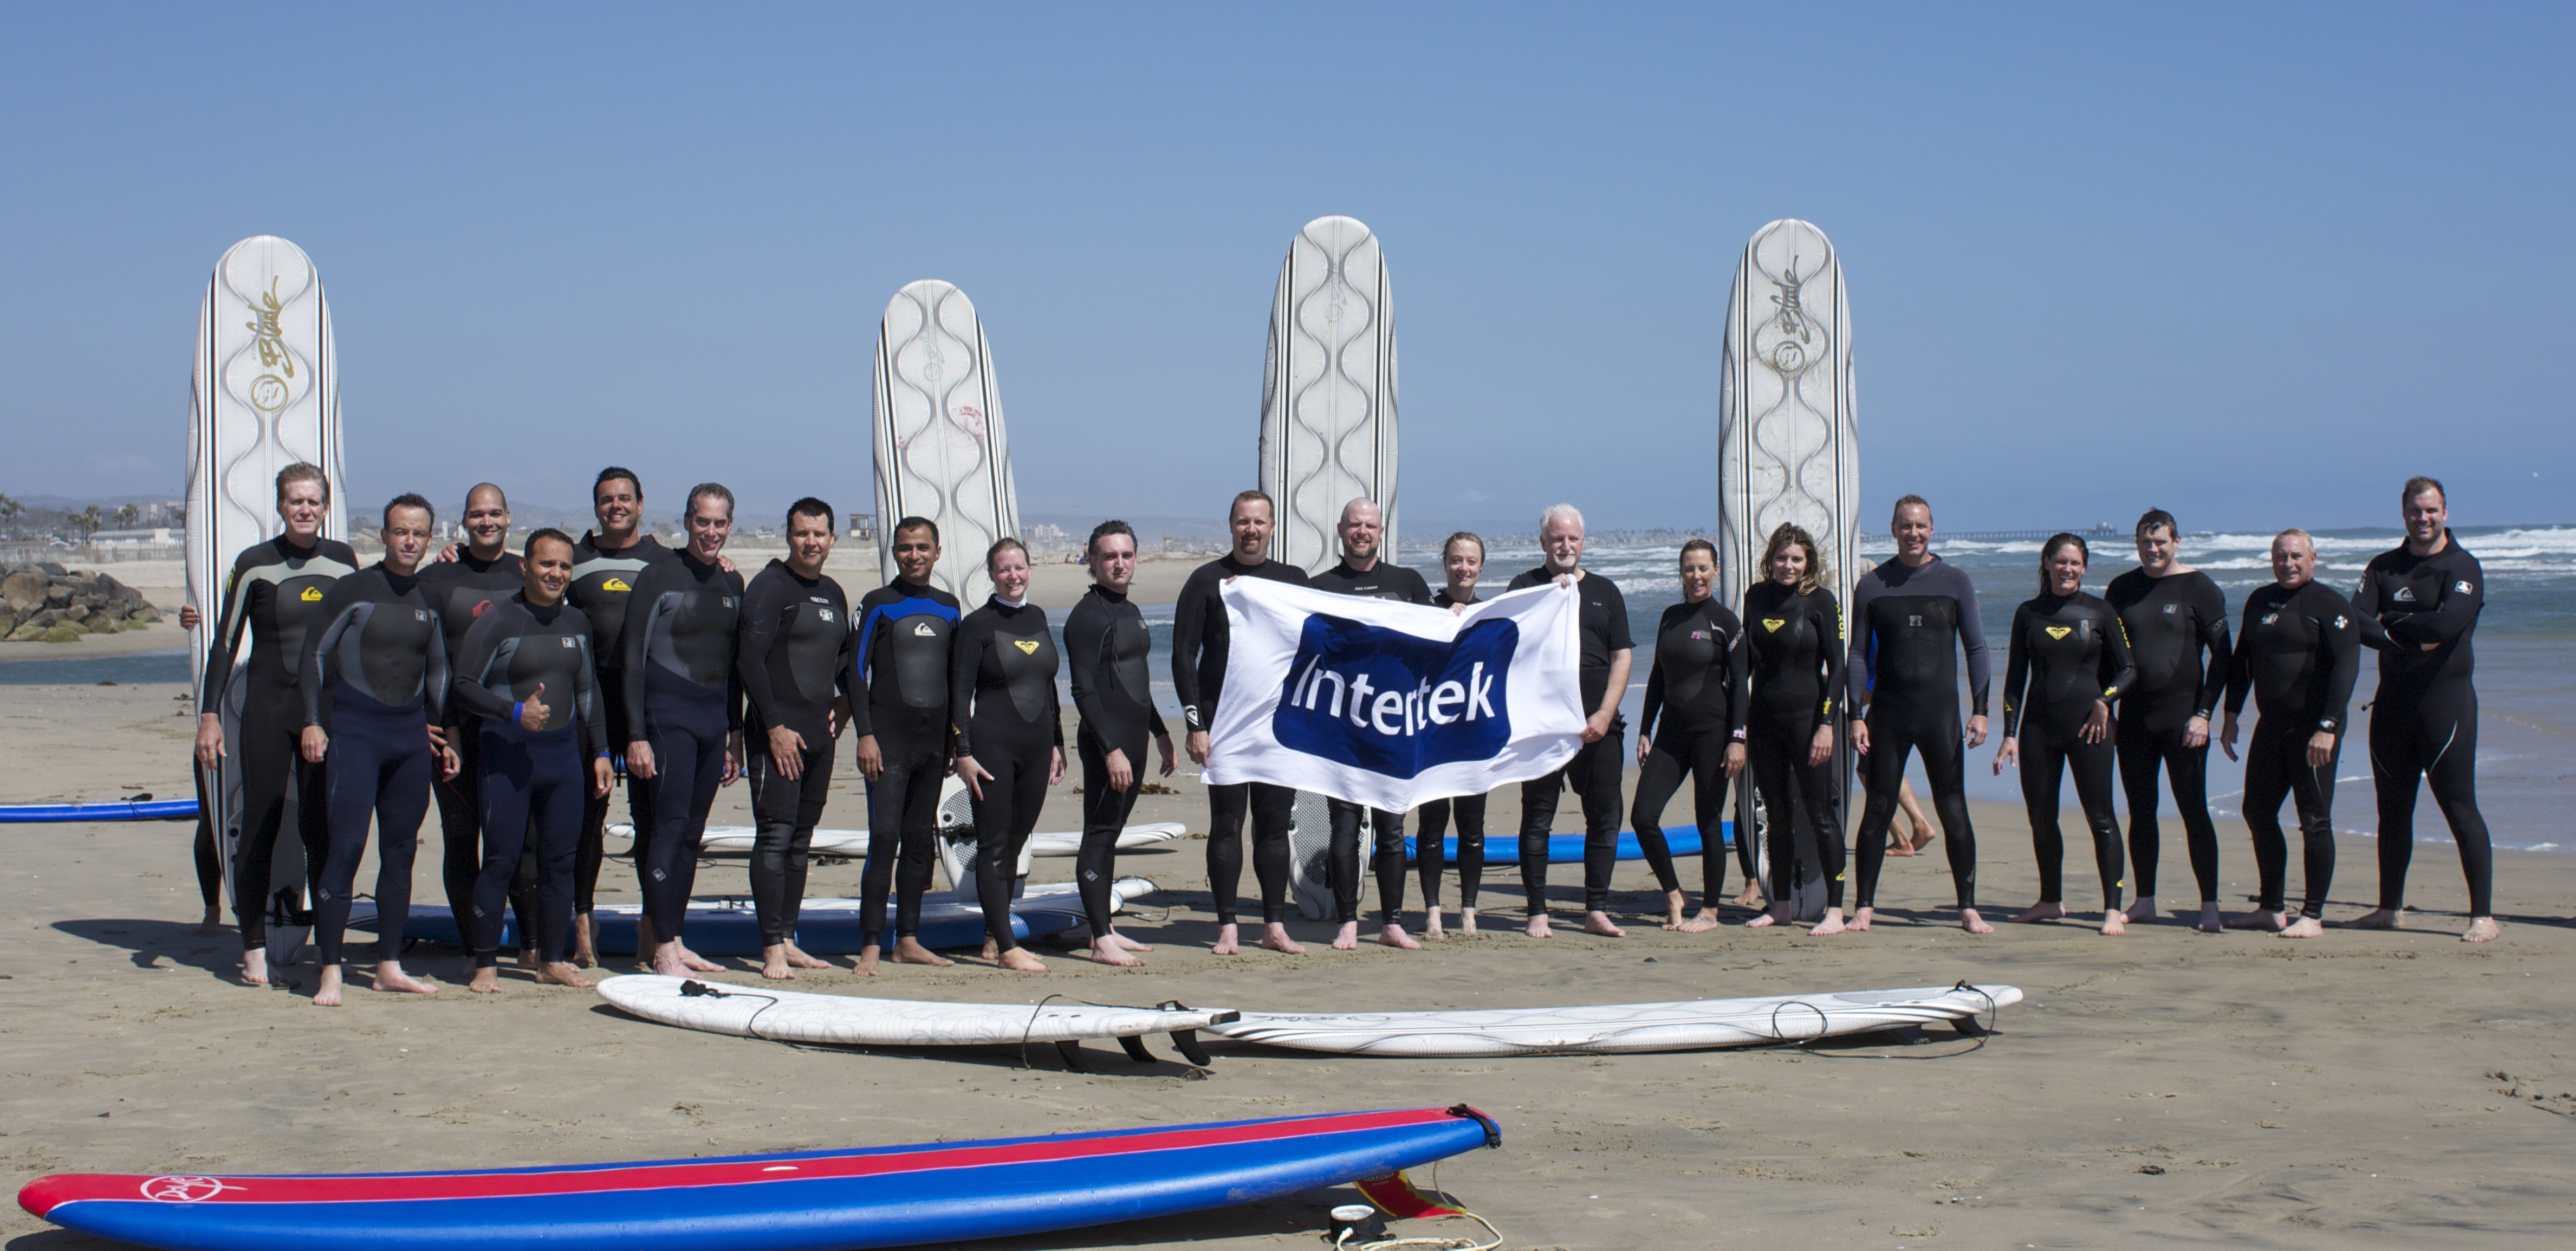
[519,682,553,731]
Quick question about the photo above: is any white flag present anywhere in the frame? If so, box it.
[1205,578,1586,811]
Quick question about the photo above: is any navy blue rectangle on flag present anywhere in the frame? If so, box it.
[1272,613,1517,779]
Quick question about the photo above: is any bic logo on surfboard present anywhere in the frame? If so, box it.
[1273,613,1516,778]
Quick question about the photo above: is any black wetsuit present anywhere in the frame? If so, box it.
[201,535,360,951]
[2224,580,2361,919]
[450,594,607,965]
[1311,559,1434,926]
[950,598,1064,952]
[1743,582,1848,909]
[848,580,960,944]
[417,550,534,941]
[567,532,669,908]
[1171,554,1310,927]
[1847,555,1990,912]
[1415,588,1492,912]
[299,565,449,968]
[1507,567,1634,915]
[2000,591,2137,910]
[1066,584,1171,939]
[2105,568,2230,905]
[622,552,744,943]
[737,560,858,947]
[1632,597,1748,903]
[2351,534,2491,917]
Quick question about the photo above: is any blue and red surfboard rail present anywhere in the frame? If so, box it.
[19,1105,1501,1251]
[0,798,197,824]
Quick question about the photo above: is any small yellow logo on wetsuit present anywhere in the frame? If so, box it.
[300,587,323,601]
[2045,626,2071,640]
[1013,639,1040,654]
[601,578,631,592]
[1762,618,1785,631]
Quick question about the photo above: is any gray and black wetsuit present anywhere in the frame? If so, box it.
[621,552,744,943]
[737,560,858,947]
[417,550,533,939]
[567,531,669,904]
[1847,554,1990,912]
[449,594,607,965]
[298,565,449,968]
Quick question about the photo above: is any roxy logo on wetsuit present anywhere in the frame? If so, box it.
[1272,613,1515,777]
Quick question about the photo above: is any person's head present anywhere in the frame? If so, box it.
[275,463,328,540]
[2401,475,2448,545]
[2039,533,2088,596]
[2134,507,2179,575]
[682,483,734,560]
[522,528,577,605]
[1763,523,1826,593]
[785,497,836,578]
[1229,490,1275,561]
[461,483,511,555]
[1890,495,1932,561]
[380,494,436,576]
[985,537,1031,602]
[891,515,940,585]
[2270,528,2317,589]
[1442,531,1485,596]
[1540,503,1586,574]
[592,467,642,539]
[1336,498,1383,565]
[1088,520,1139,593]
[1677,538,1717,604]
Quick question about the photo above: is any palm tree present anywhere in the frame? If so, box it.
[114,503,140,527]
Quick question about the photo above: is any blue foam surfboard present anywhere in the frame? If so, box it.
[1404,822,1730,864]
[0,799,198,823]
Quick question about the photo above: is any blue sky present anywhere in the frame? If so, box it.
[2,3,2568,534]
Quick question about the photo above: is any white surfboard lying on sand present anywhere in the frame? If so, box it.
[873,280,1020,604]
[1025,822,1187,857]
[1203,983,2019,1057]
[189,235,351,968]
[1258,215,1397,573]
[1718,218,1860,924]
[598,974,1237,1064]
[649,822,1187,859]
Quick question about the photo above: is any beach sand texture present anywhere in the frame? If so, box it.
[4,679,2571,1248]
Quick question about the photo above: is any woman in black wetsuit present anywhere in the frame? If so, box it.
[948,538,1065,973]
[1995,534,2138,935]
[1741,524,1852,935]
[1630,539,1747,931]
[1418,532,1491,938]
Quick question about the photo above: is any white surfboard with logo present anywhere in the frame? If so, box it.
[186,235,351,963]
[1258,216,1397,573]
[873,280,1020,604]
[1718,218,1858,922]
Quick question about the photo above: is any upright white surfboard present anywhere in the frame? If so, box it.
[1258,216,1397,573]
[873,280,1020,604]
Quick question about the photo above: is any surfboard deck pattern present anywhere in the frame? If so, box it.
[16,1106,1501,1251]
[1286,788,1335,920]
[1205,983,2020,1056]
[1258,216,1397,573]
[596,974,1239,1046]
[872,280,1018,604]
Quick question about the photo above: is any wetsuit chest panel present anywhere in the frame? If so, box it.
[643,573,743,688]
[778,596,848,705]
[989,618,1059,722]
[218,541,361,690]
[334,600,439,705]
[2238,583,2357,724]
[2007,593,2129,737]
[1109,614,1153,705]
[485,628,591,728]
[2110,572,2209,704]
[1653,601,1733,714]
[1868,595,1963,693]
[1746,584,1829,716]
[421,554,522,661]
[568,534,668,664]
[865,596,959,711]
[2358,542,2481,692]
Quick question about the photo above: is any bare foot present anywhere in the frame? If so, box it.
[2100,910,2127,936]
[1659,889,1689,931]
[1456,907,1478,935]
[650,941,692,977]
[312,965,345,1006]
[2125,896,2159,923]
[1583,911,1626,938]
[1809,907,1849,936]
[979,939,1001,962]
[1959,908,1994,935]
[1744,904,1791,929]
[536,960,596,987]
[1884,836,1918,858]
[2011,900,2067,924]
[996,947,1049,972]
[1105,932,1154,952]
[1378,924,1420,950]
[238,948,270,987]
[854,944,884,976]
[2226,910,2288,931]
[1258,923,1306,954]
[1909,822,1937,852]
[1730,885,1764,909]
[1678,908,1725,933]
[761,943,799,980]
[2278,916,2325,939]
[1331,922,1360,951]
[1087,939,1142,967]
[194,908,225,937]
[572,913,599,969]
[1526,912,1553,938]
[1211,923,1241,955]
[1424,908,1446,941]
[2348,908,2403,930]
[674,943,722,974]
[1848,906,1874,932]
[2463,916,2502,943]
[892,937,953,967]
[468,966,502,993]
[372,963,438,995]
[2195,904,2224,934]
[516,948,538,971]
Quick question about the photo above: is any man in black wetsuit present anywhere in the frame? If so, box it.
[847,516,961,975]
[624,484,746,978]
[2349,478,2500,943]
[2221,529,2360,938]
[1065,520,1177,965]
[192,463,361,986]
[1172,490,1312,955]
[738,498,860,979]
[1847,495,1993,934]
[1309,498,1434,951]
[1508,503,1635,939]
[567,468,671,962]
[418,483,539,952]
[2105,509,2232,932]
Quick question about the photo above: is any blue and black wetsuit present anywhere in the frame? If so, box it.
[299,565,449,969]
[2351,535,2491,918]
[2224,580,2361,919]
[949,598,1064,952]
[201,535,360,951]
[848,578,959,943]
[1066,582,1171,939]
[1172,553,1310,926]
[1414,588,1491,912]
[2106,568,2230,905]
[450,593,607,965]
[1310,560,1434,926]
[567,531,669,904]
[1743,581,1847,909]
[1507,567,1635,915]
[621,552,744,943]
[1633,597,1748,903]
[417,550,534,940]
[737,560,859,947]
[1847,554,1990,912]
[2000,591,2136,911]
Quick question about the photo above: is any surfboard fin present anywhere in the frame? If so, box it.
[1171,1029,1211,1067]
[1052,1040,1088,1072]
[1352,1168,1505,1250]
[1118,1035,1158,1065]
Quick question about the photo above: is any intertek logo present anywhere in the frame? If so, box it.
[1272,612,1517,778]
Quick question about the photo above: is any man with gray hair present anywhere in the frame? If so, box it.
[1507,503,1636,938]
[1308,497,1433,949]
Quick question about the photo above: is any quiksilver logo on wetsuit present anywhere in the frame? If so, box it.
[914,622,937,636]
[602,578,630,592]
[1272,612,1516,779]
[300,587,323,601]
[2393,587,2415,601]
[2262,613,2280,625]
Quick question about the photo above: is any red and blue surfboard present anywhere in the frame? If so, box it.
[18,1105,1500,1251]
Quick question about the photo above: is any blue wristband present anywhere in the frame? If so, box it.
[512,701,525,724]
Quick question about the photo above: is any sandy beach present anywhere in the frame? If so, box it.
[4,672,2572,1249]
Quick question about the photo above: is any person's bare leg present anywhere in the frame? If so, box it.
[535,960,595,987]
[1744,902,1792,929]
[1902,783,1937,851]
[571,912,598,968]
[1847,905,1874,932]
[1809,906,1849,936]
[634,916,658,970]
[996,945,1048,972]
[2463,916,2502,942]
[1583,910,1626,937]
[1258,921,1306,954]
[2278,915,2325,938]
[2226,909,2288,931]
[1959,906,1994,935]
[1210,923,1241,955]
[2100,909,2127,936]
[238,948,270,987]
[2348,908,2403,930]
[892,937,952,967]
[373,961,438,995]
[1658,889,1689,930]
[2195,902,2224,934]
[311,965,346,1007]
[467,965,501,993]
[1331,921,1360,951]
[1424,906,1446,941]
[1087,936,1142,966]
[1378,923,1420,950]
[2012,900,2068,924]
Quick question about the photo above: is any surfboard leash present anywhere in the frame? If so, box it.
[1342,1163,1505,1251]
[1740,980,2008,1061]
[1018,993,1221,1073]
